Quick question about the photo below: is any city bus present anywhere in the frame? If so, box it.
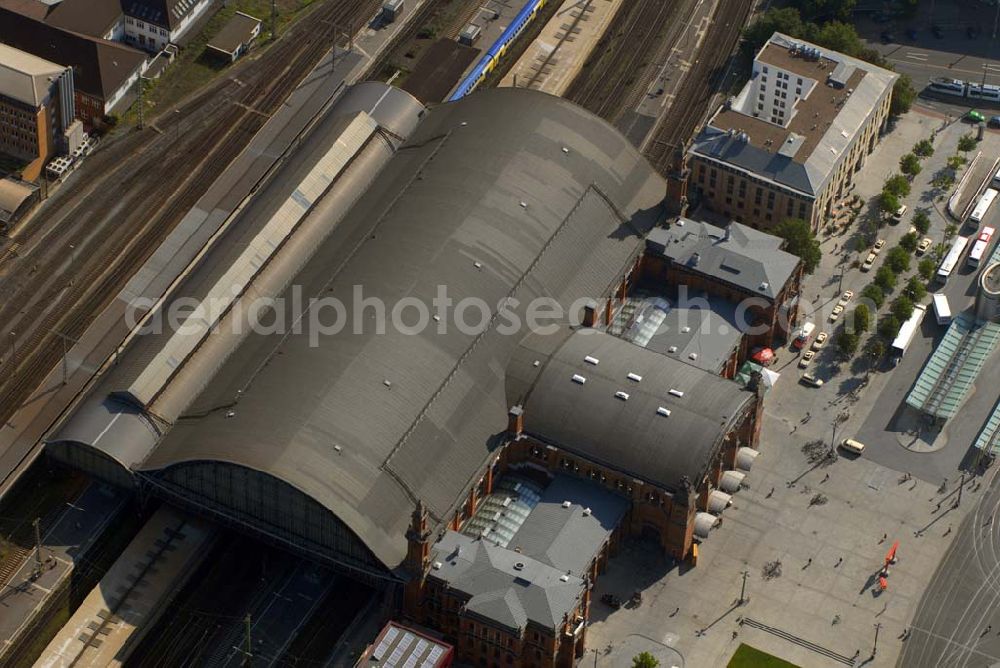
[969,188,999,225]
[937,236,970,283]
[932,293,952,325]
[967,226,996,268]
[891,304,927,363]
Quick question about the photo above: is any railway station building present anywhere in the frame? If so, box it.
[46,85,764,666]
[688,32,897,232]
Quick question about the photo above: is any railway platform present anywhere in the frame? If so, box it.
[33,506,213,668]
[0,483,127,664]
[500,0,624,96]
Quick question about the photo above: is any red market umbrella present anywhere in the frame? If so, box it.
[752,348,775,365]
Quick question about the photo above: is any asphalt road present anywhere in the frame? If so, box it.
[854,186,1000,484]
[899,465,1000,667]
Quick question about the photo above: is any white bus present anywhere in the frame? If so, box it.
[993,165,1000,188]
[937,236,970,282]
[970,188,999,225]
[968,226,996,268]
[932,293,952,325]
[891,304,927,362]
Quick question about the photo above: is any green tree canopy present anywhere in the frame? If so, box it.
[773,218,822,273]
[878,191,901,216]
[853,302,872,333]
[890,74,916,118]
[879,314,901,339]
[741,8,806,60]
[866,336,886,362]
[875,266,897,293]
[836,329,859,356]
[918,257,936,281]
[884,174,911,198]
[912,209,931,235]
[900,153,921,177]
[900,232,918,252]
[892,295,914,321]
[886,246,912,273]
[958,134,978,154]
[632,652,660,668]
[905,275,927,302]
[799,0,857,21]
[947,155,967,170]
[913,139,935,158]
[861,284,885,309]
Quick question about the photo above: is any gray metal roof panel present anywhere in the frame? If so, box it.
[512,328,754,491]
[121,87,664,571]
[645,218,799,299]
[431,531,583,631]
[508,475,628,577]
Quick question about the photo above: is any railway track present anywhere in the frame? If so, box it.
[0,0,381,431]
[563,0,692,124]
[642,0,754,172]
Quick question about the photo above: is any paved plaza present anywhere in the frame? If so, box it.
[587,105,1000,667]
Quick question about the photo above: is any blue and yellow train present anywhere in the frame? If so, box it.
[447,0,548,101]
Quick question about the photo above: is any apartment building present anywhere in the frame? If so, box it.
[122,0,216,51]
[688,32,897,232]
[0,7,147,129]
[0,43,75,180]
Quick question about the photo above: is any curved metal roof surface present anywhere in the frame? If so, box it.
[51,86,666,571]
[507,328,755,492]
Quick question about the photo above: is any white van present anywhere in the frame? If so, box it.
[840,438,866,455]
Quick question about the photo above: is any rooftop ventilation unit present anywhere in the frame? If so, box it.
[513,562,525,571]
[657,406,672,417]
[572,374,587,385]
[432,561,443,570]
[681,326,691,333]
[759,281,769,291]
[615,391,630,401]
[584,355,599,365]
[627,372,642,382]
[560,574,570,582]
[562,500,572,508]
[667,346,678,353]
[582,507,592,516]
[669,389,685,398]
[689,353,698,360]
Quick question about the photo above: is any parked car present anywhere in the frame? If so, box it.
[811,331,828,350]
[838,290,855,307]
[893,204,908,221]
[968,110,985,123]
[990,116,1000,129]
[862,252,877,271]
[830,304,844,322]
[880,31,894,43]
[840,438,866,455]
[917,237,932,254]
[873,238,886,253]
[799,350,816,368]
[800,372,824,387]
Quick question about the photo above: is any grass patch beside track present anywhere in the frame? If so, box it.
[728,644,801,668]
[119,0,325,127]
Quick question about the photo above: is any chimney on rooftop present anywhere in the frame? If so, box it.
[508,405,524,437]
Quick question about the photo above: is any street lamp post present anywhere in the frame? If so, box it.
[871,622,881,658]
[739,566,750,605]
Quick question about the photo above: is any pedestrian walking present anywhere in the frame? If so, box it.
[767,487,774,498]
[732,630,738,640]
[944,525,952,536]
[805,558,812,568]
[822,473,830,483]
[835,557,843,567]
[671,607,679,616]
[880,533,887,543]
